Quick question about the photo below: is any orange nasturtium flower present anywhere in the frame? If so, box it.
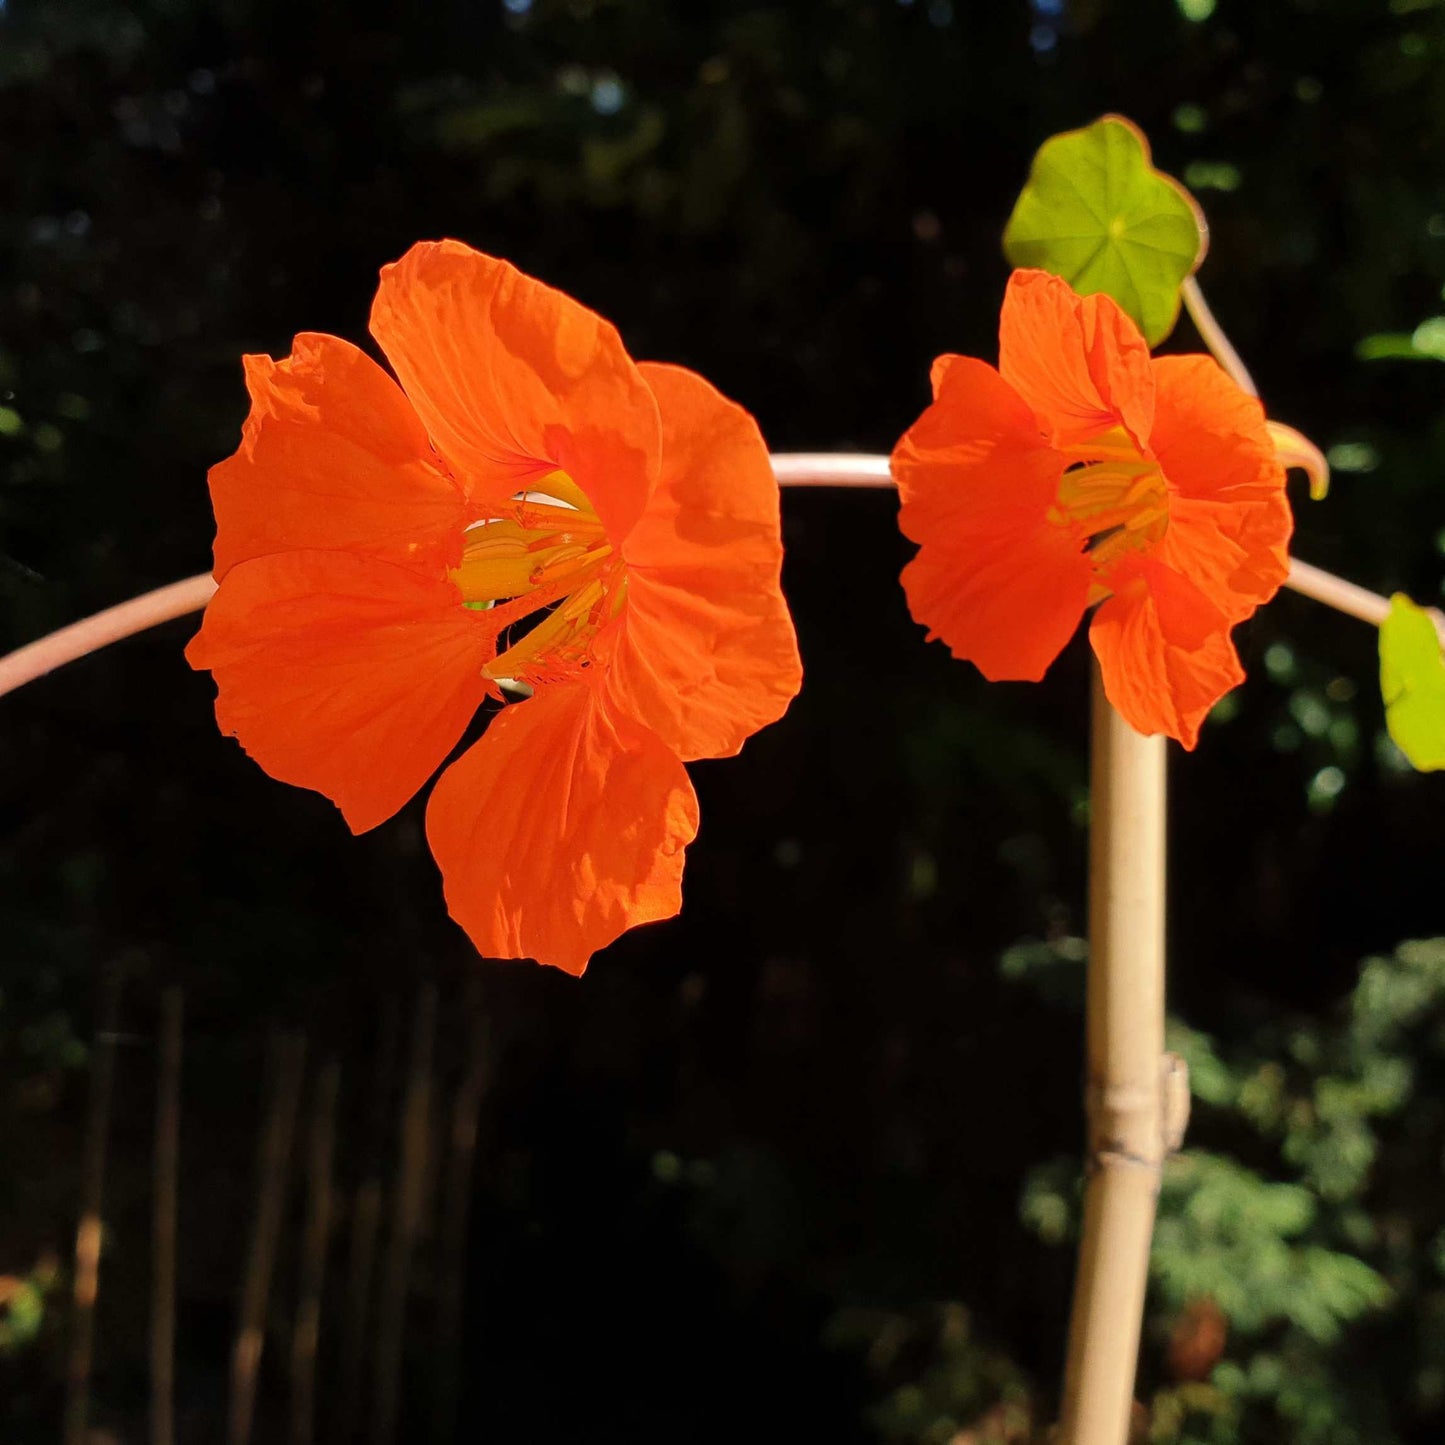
[892,269,1293,747]
[187,241,802,974]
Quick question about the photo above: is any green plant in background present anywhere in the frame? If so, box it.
[825,1304,1034,1445]
[836,937,1445,1442]
[1020,936,1445,1445]
[0,1258,60,1359]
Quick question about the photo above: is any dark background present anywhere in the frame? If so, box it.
[3,0,1445,1440]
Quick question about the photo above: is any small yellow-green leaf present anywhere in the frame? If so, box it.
[1003,115,1208,346]
[1380,593,1445,771]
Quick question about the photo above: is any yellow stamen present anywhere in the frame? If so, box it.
[1052,426,1170,576]
[451,472,625,685]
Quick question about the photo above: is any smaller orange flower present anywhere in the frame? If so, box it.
[187,241,801,974]
[891,269,1293,747]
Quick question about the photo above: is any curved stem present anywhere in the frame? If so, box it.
[0,572,216,701]
[1181,277,1258,397]
[0,455,1426,703]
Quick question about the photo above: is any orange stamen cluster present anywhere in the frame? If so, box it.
[451,470,627,688]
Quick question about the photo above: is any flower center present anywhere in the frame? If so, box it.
[1051,426,1169,573]
[451,470,627,687]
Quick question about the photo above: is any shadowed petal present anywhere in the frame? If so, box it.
[369,240,660,542]
[894,354,1093,680]
[605,362,801,761]
[187,550,493,832]
[998,269,1155,451]
[1090,556,1244,748]
[426,683,700,975]
[209,334,467,581]
[1151,354,1292,623]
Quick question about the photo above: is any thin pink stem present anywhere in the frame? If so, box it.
[769,454,1428,640]
[0,573,216,702]
[769,453,894,488]
[0,453,1427,704]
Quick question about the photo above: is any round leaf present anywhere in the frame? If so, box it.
[1003,115,1208,346]
[1379,593,1445,771]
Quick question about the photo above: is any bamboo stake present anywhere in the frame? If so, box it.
[151,987,183,1445]
[64,966,122,1445]
[291,1059,340,1445]
[371,986,437,1445]
[433,990,490,1441]
[1057,669,1187,1445]
[336,1006,400,1444]
[229,1031,306,1445]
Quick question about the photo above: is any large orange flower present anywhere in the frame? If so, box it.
[892,269,1292,747]
[187,240,801,974]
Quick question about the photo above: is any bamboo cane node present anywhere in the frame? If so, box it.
[1085,1081,1157,1139]
[1088,1143,1163,1174]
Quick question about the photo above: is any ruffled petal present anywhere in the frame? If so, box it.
[603,362,801,761]
[209,334,467,582]
[901,521,1093,681]
[369,240,660,542]
[894,356,1066,538]
[1151,355,1292,623]
[998,269,1155,451]
[425,683,700,975]
[186,550,492,832]
[1089,556,1244,749]
[893,355,1093,680]
[1157,495,1291,626]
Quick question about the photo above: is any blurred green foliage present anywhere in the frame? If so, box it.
[1379,593,1445,770]
[850,936,1445,1443]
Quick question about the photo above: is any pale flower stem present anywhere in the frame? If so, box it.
[1180,277,1259,398]
[0,456,1427,704]
[0,572,216,701]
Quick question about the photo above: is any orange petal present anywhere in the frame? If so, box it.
[894,357,1066,538]
[602,362,802,761]
[893,355,1092,680]
[1089,557,1244,749]
[209,334,468,582]
[901,521,1093,682]
[369,240,660,542]
[998,269,1155,451]
[186,550,492,832]
[426,683,700,975]
[1150,355,1292,623]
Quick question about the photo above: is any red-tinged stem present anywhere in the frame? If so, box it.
[0,572,216,701]
[0,457,1431,702]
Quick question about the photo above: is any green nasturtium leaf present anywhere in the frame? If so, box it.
[1003,114,1208,346]
[1380,593,1445,772]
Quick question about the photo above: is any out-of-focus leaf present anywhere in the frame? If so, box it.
[1002,114,1207,345]
[1358,316,1445,361]
[1379,593,1445,771]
